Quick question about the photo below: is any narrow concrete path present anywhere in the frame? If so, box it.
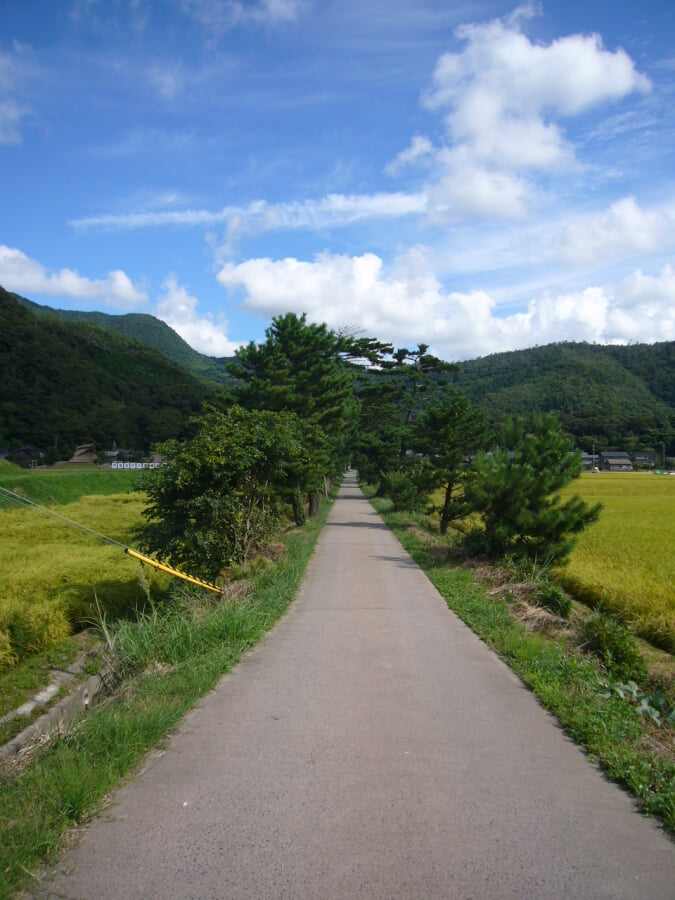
[36,474,673,898]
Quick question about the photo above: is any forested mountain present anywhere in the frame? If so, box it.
[450,341,674,452]
[13,293,233,382]
[2,288,673,457]
[0,288,228,456]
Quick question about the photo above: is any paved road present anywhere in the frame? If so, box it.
[36,474,673,898]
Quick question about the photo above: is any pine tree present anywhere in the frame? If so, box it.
[464,414,602,563]
[413,391,490,534]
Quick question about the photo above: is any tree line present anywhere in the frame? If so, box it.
[138,313,600,581]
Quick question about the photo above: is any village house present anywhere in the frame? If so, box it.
[599,451,633,472]
[632,451,655,468]
[68,443,98,464]
[13,444,44,467]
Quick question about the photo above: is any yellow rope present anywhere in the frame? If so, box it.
[124,548,222,594]
[0,486,222,595]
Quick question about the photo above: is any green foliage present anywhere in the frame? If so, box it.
[465,414,602,563]
[0,288,227,453]
[350,346,459,488]
[582,610,648,684]
[450,340,675,455]
[380,469,428,512]
[138,406,307,578]
[536,581,572,618]
[412,390,490,533]
[351,378,406,484]
[14,292,235,383]
[229,313,358,488]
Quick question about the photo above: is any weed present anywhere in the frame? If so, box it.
[536,581,572,618]
[581,610,648,684]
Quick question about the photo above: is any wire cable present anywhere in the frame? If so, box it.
[0,484,129,549]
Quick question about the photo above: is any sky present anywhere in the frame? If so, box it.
[0,0,673,362]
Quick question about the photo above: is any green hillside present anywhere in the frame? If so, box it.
[0,287,228,456]
[2,288,673,457]
[14,293,233,382]
[450,342,675,452]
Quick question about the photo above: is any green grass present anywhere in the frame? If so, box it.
[0,463,141,506]
[0,494,334,898]
[366,491,675,836]
[558,473,675,651]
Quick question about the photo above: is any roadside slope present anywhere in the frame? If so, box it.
[35,473,673,898]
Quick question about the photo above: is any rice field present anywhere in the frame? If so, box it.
[558,472,675,652]
[0,485,169,670]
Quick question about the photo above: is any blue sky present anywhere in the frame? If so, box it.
[1,0,673,360]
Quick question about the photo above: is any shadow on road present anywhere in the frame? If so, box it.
[371,554,418,569]
[325,520,390,530]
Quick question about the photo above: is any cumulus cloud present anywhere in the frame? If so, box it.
[155,275,240,356]
[0,245,147,308]
[558,197,673,266]
[389,7,651,220]
[217,251,675,360]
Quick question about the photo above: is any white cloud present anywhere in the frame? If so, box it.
[0,245,147,308]
[0,49,29,145]
[398,7,651,220]
[155,275,240,356]
[148,64,185,100]
[0,98,26,145]
[428,146,530,219]
[69,191,427,234]
[180,0,307,36]
[217,251,675,360]
[558,197,673,266]
[386,135,434,176]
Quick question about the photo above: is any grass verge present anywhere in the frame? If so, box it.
[365,490,675,837]
[0,495,334,898]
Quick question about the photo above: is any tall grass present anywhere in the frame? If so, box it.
[558,473,675,651]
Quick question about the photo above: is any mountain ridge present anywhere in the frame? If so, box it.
[2,288,673,455]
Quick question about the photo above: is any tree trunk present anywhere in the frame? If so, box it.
[308,490,320,517]
[440,482,452,535]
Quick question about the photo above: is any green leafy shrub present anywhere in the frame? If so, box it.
[581,610,648,684]
[381,470,425,512]
[536,582,572,618]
